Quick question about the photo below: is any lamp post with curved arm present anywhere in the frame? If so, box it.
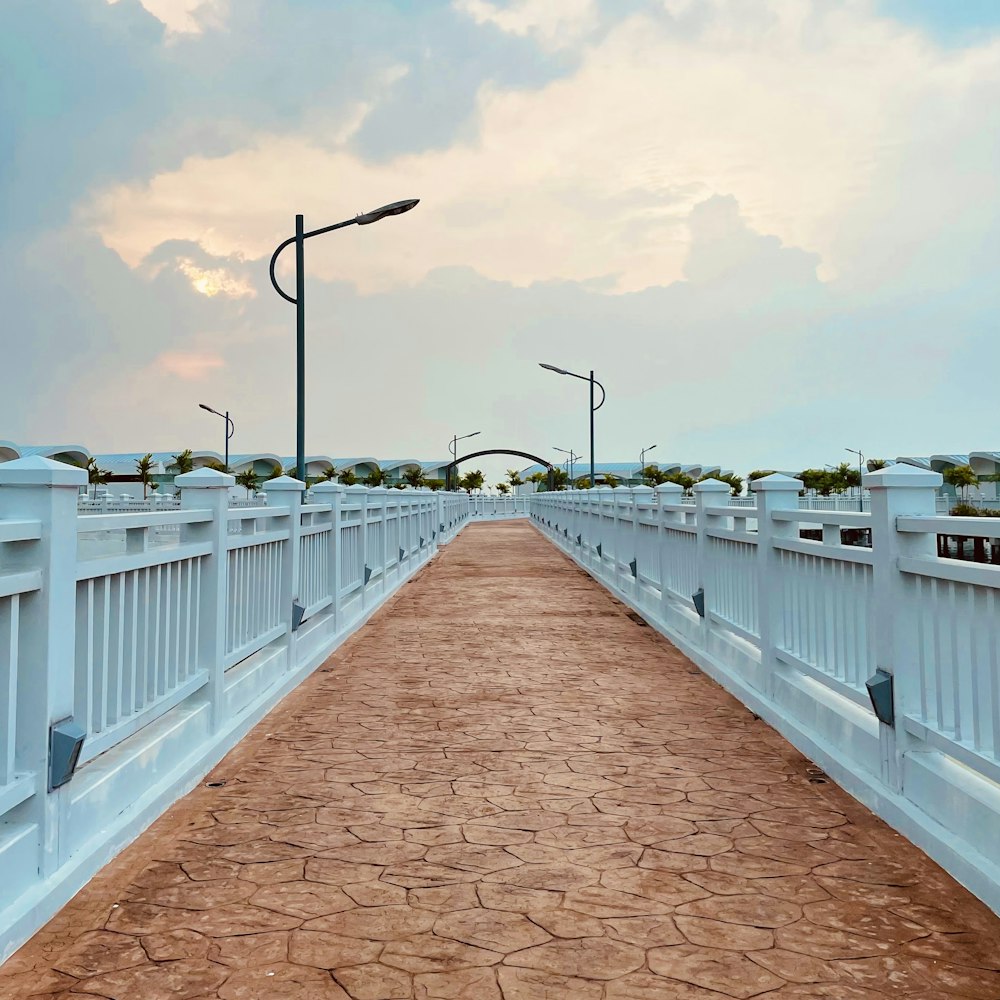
[845,447,865,512]
[554,446,580,484]
[270,199,419,483]
[539,364,606,488]
[198,403,234,471]
[447,431,480,490]
[639,443,657,484]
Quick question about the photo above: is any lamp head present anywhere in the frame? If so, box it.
[539,363,569,375]
[356,198,420,225]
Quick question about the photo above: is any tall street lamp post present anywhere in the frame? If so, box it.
[846,447,865,512]
[539,364,605,488]
[198,403,234,470]
[269,199,419,483]
[554,447,580,484]
[639,443,657,484]
[449,431,480,490]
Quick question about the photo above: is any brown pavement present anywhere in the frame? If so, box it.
[3,519,1000,1000]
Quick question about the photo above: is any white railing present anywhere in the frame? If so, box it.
[74,510,213,762]
[467,495,530,518]
[0,461,469,962]
[531,472,1000,914]
[0,517,43,819]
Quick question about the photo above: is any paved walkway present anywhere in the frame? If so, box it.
[3,520,1000,1000]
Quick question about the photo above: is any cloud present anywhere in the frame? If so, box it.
[84,0,1000,298]
[107,0,229,36]
[154,351,226,379]
[453,0,599,49]
[4,0,1000,481]
[175,258,256,298]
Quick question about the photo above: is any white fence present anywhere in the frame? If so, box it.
[531,470,1000,914]
[0,459,470,960]
[467,494,530,519]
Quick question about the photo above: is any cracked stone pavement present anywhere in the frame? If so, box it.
[2,520,999,999]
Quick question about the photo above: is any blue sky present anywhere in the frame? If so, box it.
[881,0,1000,42]
[2,0,999,485]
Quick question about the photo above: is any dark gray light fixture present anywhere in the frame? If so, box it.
[866,669,895,726]
[49,719,86,791]
[291,601,306,632]
[596,542,603,558]
[399,547,405,562]
[692,588,705,617]
[576,534,582,545]
[419,536,425,547]
[630,559,637,578]
[364,565,372,585]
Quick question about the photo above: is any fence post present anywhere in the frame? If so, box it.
[612,486,632,586]
[751,474,803,698]
[176,468,234,730]
[368,488,388,591]
[864,464,941,790]
[310,480,343,632]
[654,482,683,621]
[693,479,731,635]
[631,485,654,596]
[263,476,305,648]
[345,486,369,607]
[0,457,87,876]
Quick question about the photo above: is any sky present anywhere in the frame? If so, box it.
[2,0,999,487]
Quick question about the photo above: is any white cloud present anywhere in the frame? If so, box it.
[85,0,1000,299]
[153,351,225,379]
[107,0,229,36]
[453,0,598,49]
[175,257,256,298]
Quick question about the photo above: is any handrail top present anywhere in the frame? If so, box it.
[772,509,870,527]
[0,518,42,542]
[226,505,291,520]
[76,509,213,532]
[898,514,1000,538]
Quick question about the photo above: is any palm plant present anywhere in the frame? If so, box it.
[320,467,338,481]
[84,457,112,499]
[338,469,358,486]
[700,472,744,496]
[506,469,523,489]
[402,467,426,488]
[458,469,485,493]
[135,453,155,500]
[363,466,388,487]
[235,469,260,498]
[496,482,510,494]
[172,449,194,475]
[602,473,621,489]
[944,464,978,500]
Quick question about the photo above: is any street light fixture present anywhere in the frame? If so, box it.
[198,403,234,470]
[269,198,420,483]
[845,447,865,512]
[554,446,580,484]
[539,364,605,487]
[639,443,657,484]
[448,431,480,490]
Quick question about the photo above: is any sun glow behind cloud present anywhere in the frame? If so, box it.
[176,257,255,298]
[154,351,225,380]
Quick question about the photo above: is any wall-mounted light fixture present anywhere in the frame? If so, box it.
[49,719,86,791]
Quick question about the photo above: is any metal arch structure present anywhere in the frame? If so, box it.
[445,449,555,492]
